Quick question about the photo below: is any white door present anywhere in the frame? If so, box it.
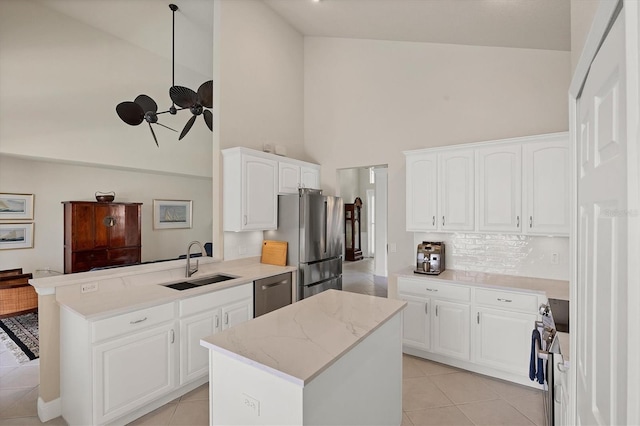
[438,150,474,231]
[576,11,628,426]
[279,162,300,194]
[301,166,320,189]
[432,300,469,360]
[476,144,522,232]
[222,299,252,330]
[243,154,278,230]
[405,153,438,231]
[180,311,220,384]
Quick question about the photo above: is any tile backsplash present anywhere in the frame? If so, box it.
[414,232,569,281]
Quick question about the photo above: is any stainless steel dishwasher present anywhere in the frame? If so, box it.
[254,272,292,317]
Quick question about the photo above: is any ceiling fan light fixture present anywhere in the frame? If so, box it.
[115,3,213,146]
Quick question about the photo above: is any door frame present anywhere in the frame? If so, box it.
[569,1,640,424]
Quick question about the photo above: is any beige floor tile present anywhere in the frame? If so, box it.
[505,394,546,426]
[430,372,500,404]
[413,358,461,376]
[0,352,19,369]
[0,365,39,389]
[169,399,208,426]
[403,377,453,411]
[402,412,413,425]
[457,399,536,426]
[403,356,426,379]
[180,384,209,402]
[0,367,18,379]
[0,415,66,425]
[127,402,178,426]
[406,406,474,426]
[0,387,38,419]
[479,375,543,402]
[0,389,31,415]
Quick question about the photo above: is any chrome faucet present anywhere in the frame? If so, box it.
[186,241,206,278]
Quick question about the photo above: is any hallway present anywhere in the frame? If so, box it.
[342,257,387,298]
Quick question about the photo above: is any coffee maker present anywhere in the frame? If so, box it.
[414,241,445,275]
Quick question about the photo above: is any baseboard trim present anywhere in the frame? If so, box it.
[38,396,61,422]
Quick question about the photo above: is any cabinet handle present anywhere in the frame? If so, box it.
[244,215,248,226]
[516,216,520,228]
[225,312,229,325]
[170,329,175,344]
[442,216,445,227]
[557,362,569,373]
[103,216,116,227]
[432,216,435,226]
[425,303,428,315]
[215,315,219,328]
[129,317,147,325]
[435,305,439,316]
[497,298,512,303]
[554,385,562,403]
[425,288,438,292]
[477,312,480,324]
[530,216,533,228]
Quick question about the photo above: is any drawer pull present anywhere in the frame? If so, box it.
[497,298,513,303]
[424,303,428,315]
[435,305,439,316]
[170,329,175,344]
[225,313,229,325]
[477,312,480,324]
[530,216,533,228]
[215,315,219,328]
[129,317,148,325]
[516,216,520,228]
[442,216,445,227]
[432,216,435,226]
[425,288,438,292]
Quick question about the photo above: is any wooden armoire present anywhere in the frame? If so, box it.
[63,201,142,273]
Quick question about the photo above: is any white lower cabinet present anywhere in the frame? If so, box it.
[398,276,543,387]
[94,322,176,424]
[553,353,570,426]
[432,300,470,360]
[61,283,254,425]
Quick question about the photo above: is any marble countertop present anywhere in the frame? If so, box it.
[38,257,296,320]
[396,267,569,301]
[200,290,407,387]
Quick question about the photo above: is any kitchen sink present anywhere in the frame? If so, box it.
[163,274,236,291]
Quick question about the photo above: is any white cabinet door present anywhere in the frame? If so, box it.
[432,300,470,360]
[93,322,176,424]
[405,153,438,231]
[523,136,569,235]
[476,144,522,232]
[279,162,300,194]
[399,293,430,351]
[242,154,278,231]
[438,150,474,231]
[180,310,220,385]
[474,308,536,375]
[301,166,320,190]
[222,298,253,330]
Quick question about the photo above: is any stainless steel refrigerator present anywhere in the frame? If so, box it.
[265,188,344,300]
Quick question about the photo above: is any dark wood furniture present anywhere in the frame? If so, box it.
[345,198,363,262]
[0,272,37,318]
[63,201,142,273]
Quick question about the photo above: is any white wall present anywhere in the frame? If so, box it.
[304,37,571,282]
[0,156,212,274]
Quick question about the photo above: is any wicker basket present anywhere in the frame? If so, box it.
[0,273,38,318]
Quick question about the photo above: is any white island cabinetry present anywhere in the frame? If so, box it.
[201,290,406,426]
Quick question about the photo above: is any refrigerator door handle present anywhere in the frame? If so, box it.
[324,200,328,254]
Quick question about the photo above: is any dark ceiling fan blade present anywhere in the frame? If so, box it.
[155,122,178,132]
[116,102,144,126]
[203,109,213,131]
[197,80,213,108]
[134,94,158,113]
[170,86,197,108]
[148,122,159,147]
[178,115,197,140]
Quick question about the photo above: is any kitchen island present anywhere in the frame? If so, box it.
[201,290,407,426]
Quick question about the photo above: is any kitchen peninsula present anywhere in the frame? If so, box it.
[201,290,407,426]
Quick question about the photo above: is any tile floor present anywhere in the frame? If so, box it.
[0,258,544,425]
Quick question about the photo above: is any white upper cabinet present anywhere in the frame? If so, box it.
[439,150,475,231]
[476,144,522,232]
[223,148,278,232]
[404,132,568,236]
[523,136,570,235]
[279,162,300,194]
[300,165,320,190]
[406,153,438,231]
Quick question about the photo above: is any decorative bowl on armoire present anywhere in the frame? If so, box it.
[95,191,115,202]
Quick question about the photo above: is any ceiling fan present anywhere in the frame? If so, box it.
[115,4,213,147]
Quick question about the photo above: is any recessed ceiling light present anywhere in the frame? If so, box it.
[312,0,321,3]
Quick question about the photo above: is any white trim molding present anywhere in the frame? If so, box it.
[37,396,61,423]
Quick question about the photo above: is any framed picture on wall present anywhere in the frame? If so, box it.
[153,199,193,229]
[0,223,34,250]
[0,193,34,221]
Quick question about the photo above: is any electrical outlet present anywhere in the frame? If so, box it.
[81,283,98,293]
[551,253,559,265]
[242,393,260,416]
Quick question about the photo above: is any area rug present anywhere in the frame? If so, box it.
[0,312,39,364]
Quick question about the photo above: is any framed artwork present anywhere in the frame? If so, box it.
[153,199,193,229]
[0,193,34,221]
[0,223,34,250]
